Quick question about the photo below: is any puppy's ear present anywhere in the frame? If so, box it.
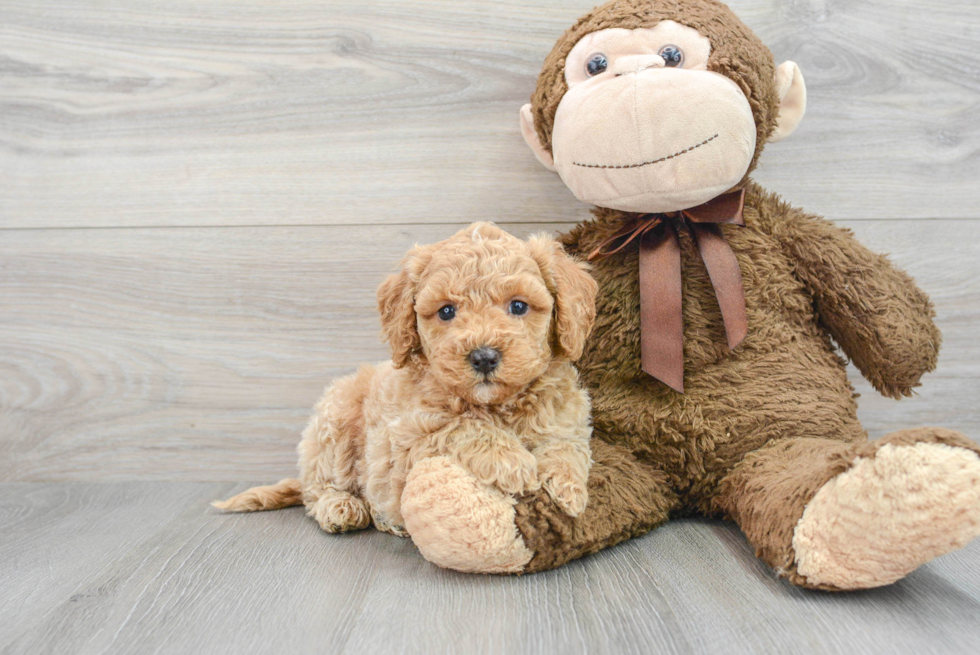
[377,244,433,368]
[527,235,598,361]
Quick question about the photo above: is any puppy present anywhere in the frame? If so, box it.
[214,223,598,536]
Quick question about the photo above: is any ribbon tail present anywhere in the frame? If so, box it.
[690,223,748,349]
[639,223,685,393]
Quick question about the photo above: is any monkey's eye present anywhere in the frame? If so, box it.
[586,53,608,76]
[658,45,684,68]
[509,300,529,316]
[437,305,456,321]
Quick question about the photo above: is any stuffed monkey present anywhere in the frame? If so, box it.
[398,0,980,590]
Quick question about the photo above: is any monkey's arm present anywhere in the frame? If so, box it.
[769,205,940,399]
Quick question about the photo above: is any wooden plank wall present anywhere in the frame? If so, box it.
[2,0,979,482]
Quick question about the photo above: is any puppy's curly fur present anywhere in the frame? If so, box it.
[214,223,598,535]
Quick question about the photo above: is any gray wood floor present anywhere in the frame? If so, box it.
[2,1,980,653]
[3,483,980,655]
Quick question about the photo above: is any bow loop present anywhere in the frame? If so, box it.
[681,188,746,226]
[587,215,668,262]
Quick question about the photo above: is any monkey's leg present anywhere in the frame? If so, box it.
[715,428,980,590]
[401,439,678,574]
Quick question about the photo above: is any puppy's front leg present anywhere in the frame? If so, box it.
[534,439,591,517]
[449,423,540,495]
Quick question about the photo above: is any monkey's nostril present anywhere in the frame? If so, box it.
[469,347,501,375]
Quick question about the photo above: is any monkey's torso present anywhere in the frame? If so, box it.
[561,182,867,512]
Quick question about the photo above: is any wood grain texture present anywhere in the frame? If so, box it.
[0,220,977,482]
[1,482,979,655]
[1,0,979,229]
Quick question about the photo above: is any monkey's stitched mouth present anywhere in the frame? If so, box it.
[572,133,719,170]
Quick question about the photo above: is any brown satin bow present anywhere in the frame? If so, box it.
[588,189,748,393]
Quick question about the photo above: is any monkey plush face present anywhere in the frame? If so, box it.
[520,0,807,213]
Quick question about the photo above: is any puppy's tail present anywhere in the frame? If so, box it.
[212,478,303,512]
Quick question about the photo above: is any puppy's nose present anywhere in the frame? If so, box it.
[469,347,501,375]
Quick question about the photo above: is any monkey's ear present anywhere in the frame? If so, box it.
[520,104,557,172]
[768,62,807,143]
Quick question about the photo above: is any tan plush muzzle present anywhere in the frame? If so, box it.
[552,66,756,213]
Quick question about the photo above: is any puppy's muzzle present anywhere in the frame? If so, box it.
[469,347,501,375]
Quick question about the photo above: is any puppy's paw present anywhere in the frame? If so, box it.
[460,443,540,496]
[309,490,371,533]
[493,446,541,495]
[542,470,588,517]
[371,509,410,538]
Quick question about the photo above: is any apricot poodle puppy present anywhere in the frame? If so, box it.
[214,223,598,538]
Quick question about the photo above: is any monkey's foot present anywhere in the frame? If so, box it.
[793,442,980,589]
[401,457,532,574]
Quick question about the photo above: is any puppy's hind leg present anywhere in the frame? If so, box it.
[298,366,378,533]
[308,488,371,533]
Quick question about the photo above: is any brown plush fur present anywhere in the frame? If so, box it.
[579,182,941,488]
[510,180,967,583]
[495,0,978,586]
[214,223,599,532]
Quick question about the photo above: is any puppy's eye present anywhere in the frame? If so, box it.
[586,53,608,76]
[658,45,684,68]
[509,300,529,316]
[437,305,456,321]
